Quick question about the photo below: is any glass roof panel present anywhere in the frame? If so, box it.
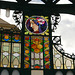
[56,0,72,4]
[1,0,17,2]
[28,0,45,4]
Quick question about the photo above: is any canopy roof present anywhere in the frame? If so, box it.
[0,18,20,33]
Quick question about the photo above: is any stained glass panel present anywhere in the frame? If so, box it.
[2,34,11,42]
[25,16,49,35]
[31,36,43,69]
[1,42,11,67]
[64,56,74,69]
[12,34,21,42]
[44,37,50,69]
[11,43,21,68]
[53,45,63,69]
[24,36,30,69]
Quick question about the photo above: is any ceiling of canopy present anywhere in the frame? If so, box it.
[0,0,74,4]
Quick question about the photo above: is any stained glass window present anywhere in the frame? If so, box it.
[11,43,21,68]
[1,42,11,67]
[12,70,20,75]
[25,16,49,35]
[31,36,43,69]
[24,36,30,69]
[1,69,9,75]
[44,37,50,69]
[24,15,50,69]
[64,56,74,69]
[53,45,63,69]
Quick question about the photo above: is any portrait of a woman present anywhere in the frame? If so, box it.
[26,16,47,34]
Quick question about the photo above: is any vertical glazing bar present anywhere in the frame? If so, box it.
[49,15,53,69]
[21,11,25,69]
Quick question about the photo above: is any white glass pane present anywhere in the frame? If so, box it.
[1,70,9,75]
[31,60,34,65]
[66,71,74,75]
[56,71,63,75]
[31,70,43,75]
[12,70,20,75]
[40,53,43,58]
[41,60,43,65]
[35,60,39,64]
[31,52,34,58]
[35,53,39,58]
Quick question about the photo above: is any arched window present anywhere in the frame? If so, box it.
[12,70,20,75]
[1,70,9,75]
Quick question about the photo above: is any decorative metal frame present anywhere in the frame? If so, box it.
[0,0,75,75]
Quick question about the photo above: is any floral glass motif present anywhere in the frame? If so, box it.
[31,36,43,69]
[64,56,74,69]
[53,45,63,69]
[25,16,49,35]
[12,35,21,42]
[44,37,50,69]
[1,42,11,67]
[11,43,21,68]
[2,34,11,41]
[24,36,30,68]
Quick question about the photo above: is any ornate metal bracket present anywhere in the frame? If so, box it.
[51,13,61,32]
[52,36,61,45]
[13,10,23,30]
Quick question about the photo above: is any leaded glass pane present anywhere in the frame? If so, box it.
[44,37,50,69]
[31,36,43,69]
[1,42,11,67]
[64,56,74,69]
[53,45,63,69]
[12,70,20,75]
[11,43,21,68]
[25,16,49,35]
[24,36,30,68]
[2,34,11,42]
[1,70,9,75]
[12,34,21,42]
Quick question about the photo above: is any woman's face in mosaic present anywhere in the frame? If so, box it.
[30,21,39,31]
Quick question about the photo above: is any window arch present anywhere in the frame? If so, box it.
[1,69,9,75]
[12,70,20,75]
